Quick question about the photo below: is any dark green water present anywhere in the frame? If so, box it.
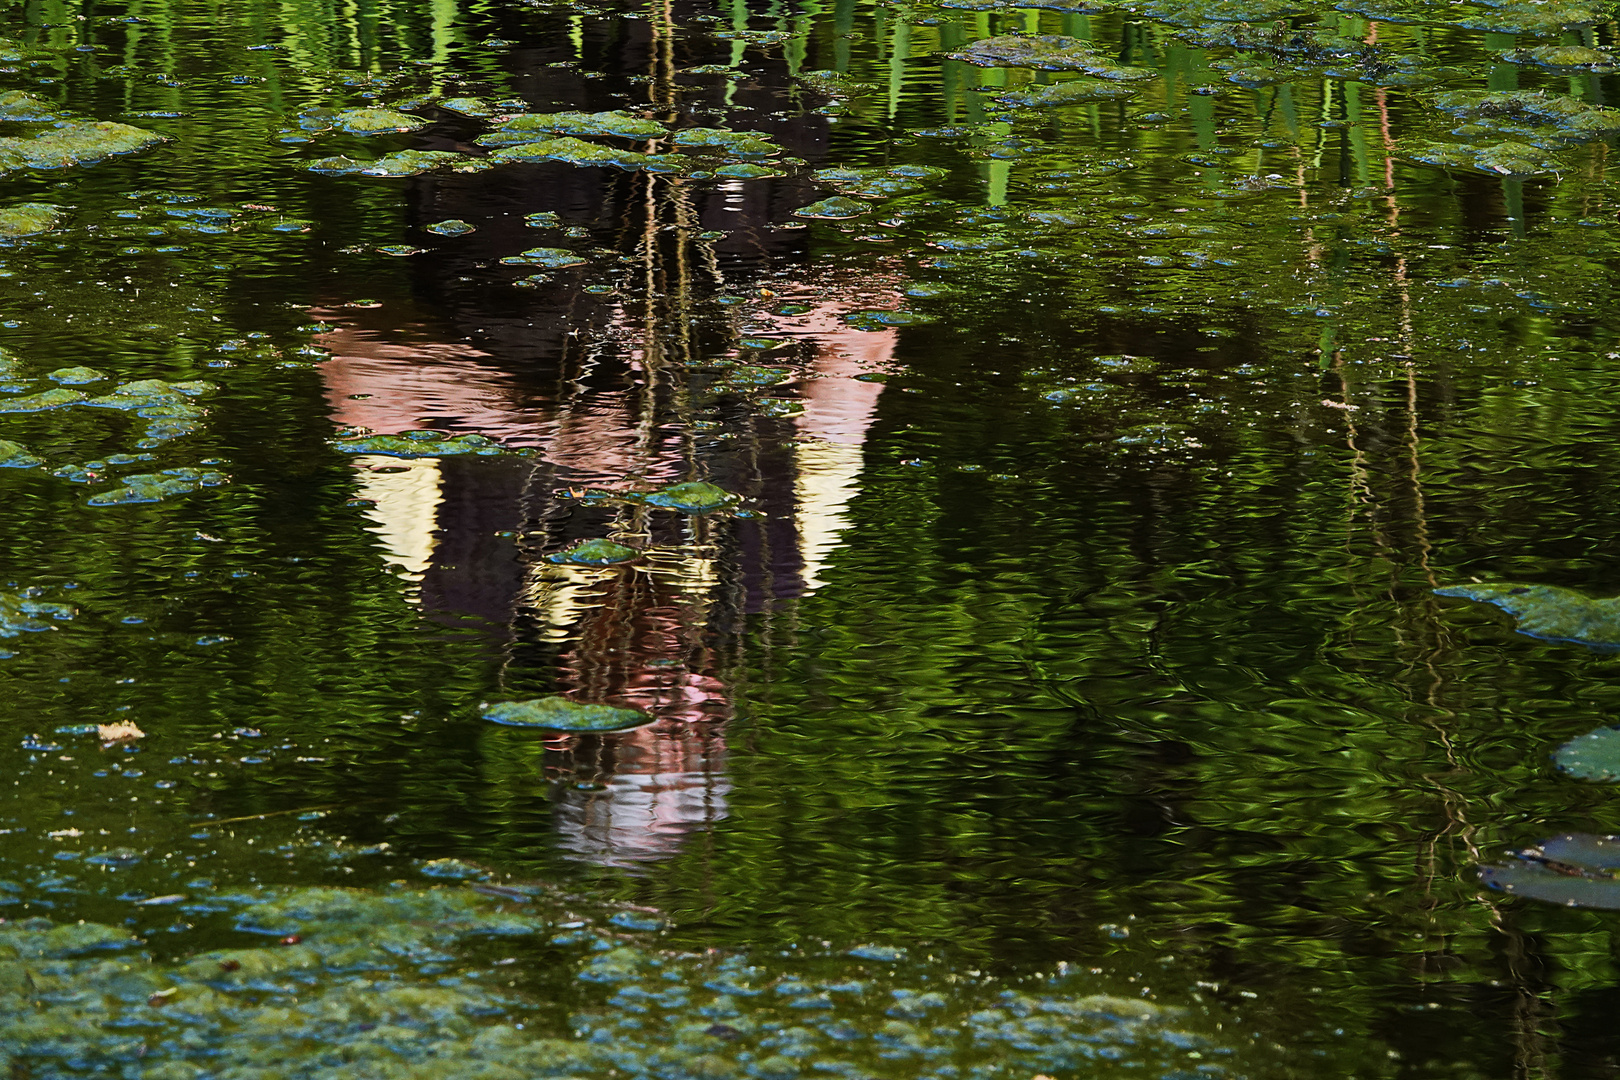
[2,0,1620,1074]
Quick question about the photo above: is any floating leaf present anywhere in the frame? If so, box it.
[672,127,783,158]
[1481,834,1620,908]
[1434,582,1620,647]
[359,150,462,177]
[0,202,62,237]
[639,480,738,513]
[499,246,587,268]
[1554,726,1620,781]
[477,110,667,146]
[547,539,641,566]
[994,80,1141,107]
[482,696,653,732]
[332,107,424,135]
[332,431,523,458]
[0,121,164,171]
[97,722,145,743]
[1402,139,1562,177]
[947,35,1157,79]
[794,196,872,220]
[0,91,62,121]
[0,439,40,468]
[1431,90,1620,147]
[0,388,85,413]
[46,366,105,385]
[489,136,686,172]
[424,219,476,236]
[86,467,228,506]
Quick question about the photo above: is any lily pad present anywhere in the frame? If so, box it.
[1434,582,1620,647]
[86,467,228,506]
[547,539,641,566]
[639,480,738,513]
[0,91,62,121]
[489,137,683,172]
[359,150,463,177]
[499,246,587,268]
[672,127,783,158]
[1480,834,1620,908]
[1553,726,1620,781]
[0,388,85,413]
[482,696,653,732]
[0,121,163,172]
[0,439,40,468]
[1431,90,1620,148]
[307,154,367,175]
[437,96,498,117]
[947,36,1157,80]
[476,110,667,146]
[794,196,873,220]
[332,431,522,457]
[424,219,476,236]
[332,107,424,135]
[1401,139,1562,177]
[0,587,72,635]
[994,80,1140,108]
[45,366,105,385]
[0,202,62,237]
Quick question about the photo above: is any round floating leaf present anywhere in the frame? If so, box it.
[332,107,424,135]
[0,202,62,237]
[482,696,653,732]
[1435,582,1620,648]
[46,366,106,385]
[0,439,41,468]
[639,480,738,513]
[793,196,872,220]
[1481,833,1620,908]
[547,539,641,566]
[1554,726,1620,780]
[332,431,522,458]
[424,219,476,236]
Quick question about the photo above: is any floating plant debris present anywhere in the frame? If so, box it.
[482,696,653,731]
[1435,583,1620,647]
[546,538,642,566]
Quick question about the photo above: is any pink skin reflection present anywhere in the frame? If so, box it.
[315,283,896,866]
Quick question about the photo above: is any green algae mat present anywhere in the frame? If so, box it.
[1,0,1620,1074]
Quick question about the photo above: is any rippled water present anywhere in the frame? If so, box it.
[1,0,1619,1074]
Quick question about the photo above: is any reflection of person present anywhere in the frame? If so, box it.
[314,274,896,867]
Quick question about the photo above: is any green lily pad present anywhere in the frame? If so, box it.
[437,96,498,117]
[482,696,653,732]
[1480,833,1620,908]
[947,36,1157,79]
[1504,44,1620,70]
[794,196,873,220]
[0,91,62,121]
[716,365,793,388]
[0,439,40,468]
[0,388,86,413]
[1554,726,1620,781]
[672,127,783,158]
[0,202,62,237]
[1435,582,1620,647]
[547,538,642,566]
[477,110,668,146]
[489,137,684,172]
[332,107,424,135]
[0,121,164,172]
[994,79,1141,108]
[639,480,738,513]
[46,366,105,385]
[499,246,587,268]
[359,150,463,177]
[1402,140,1562,177]
[332,431,522,457]
[424,218,476,236]
[714,163,781,179]
[86,467,228,506]
[0,587,72,636]
[307,154,367,175]
[1431,90,1620,148]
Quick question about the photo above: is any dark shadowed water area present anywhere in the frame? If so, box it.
[7,0,1620,1074]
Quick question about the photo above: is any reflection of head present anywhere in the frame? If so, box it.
[549,727,730,868]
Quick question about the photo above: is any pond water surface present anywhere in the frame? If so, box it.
[1,0,1620,1075]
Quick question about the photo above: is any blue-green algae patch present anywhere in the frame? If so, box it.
[332,431,526,458]
[86,467,228,506]
[547,538,642,566]
[1435,582,1620,647]
[483,696,653,731]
